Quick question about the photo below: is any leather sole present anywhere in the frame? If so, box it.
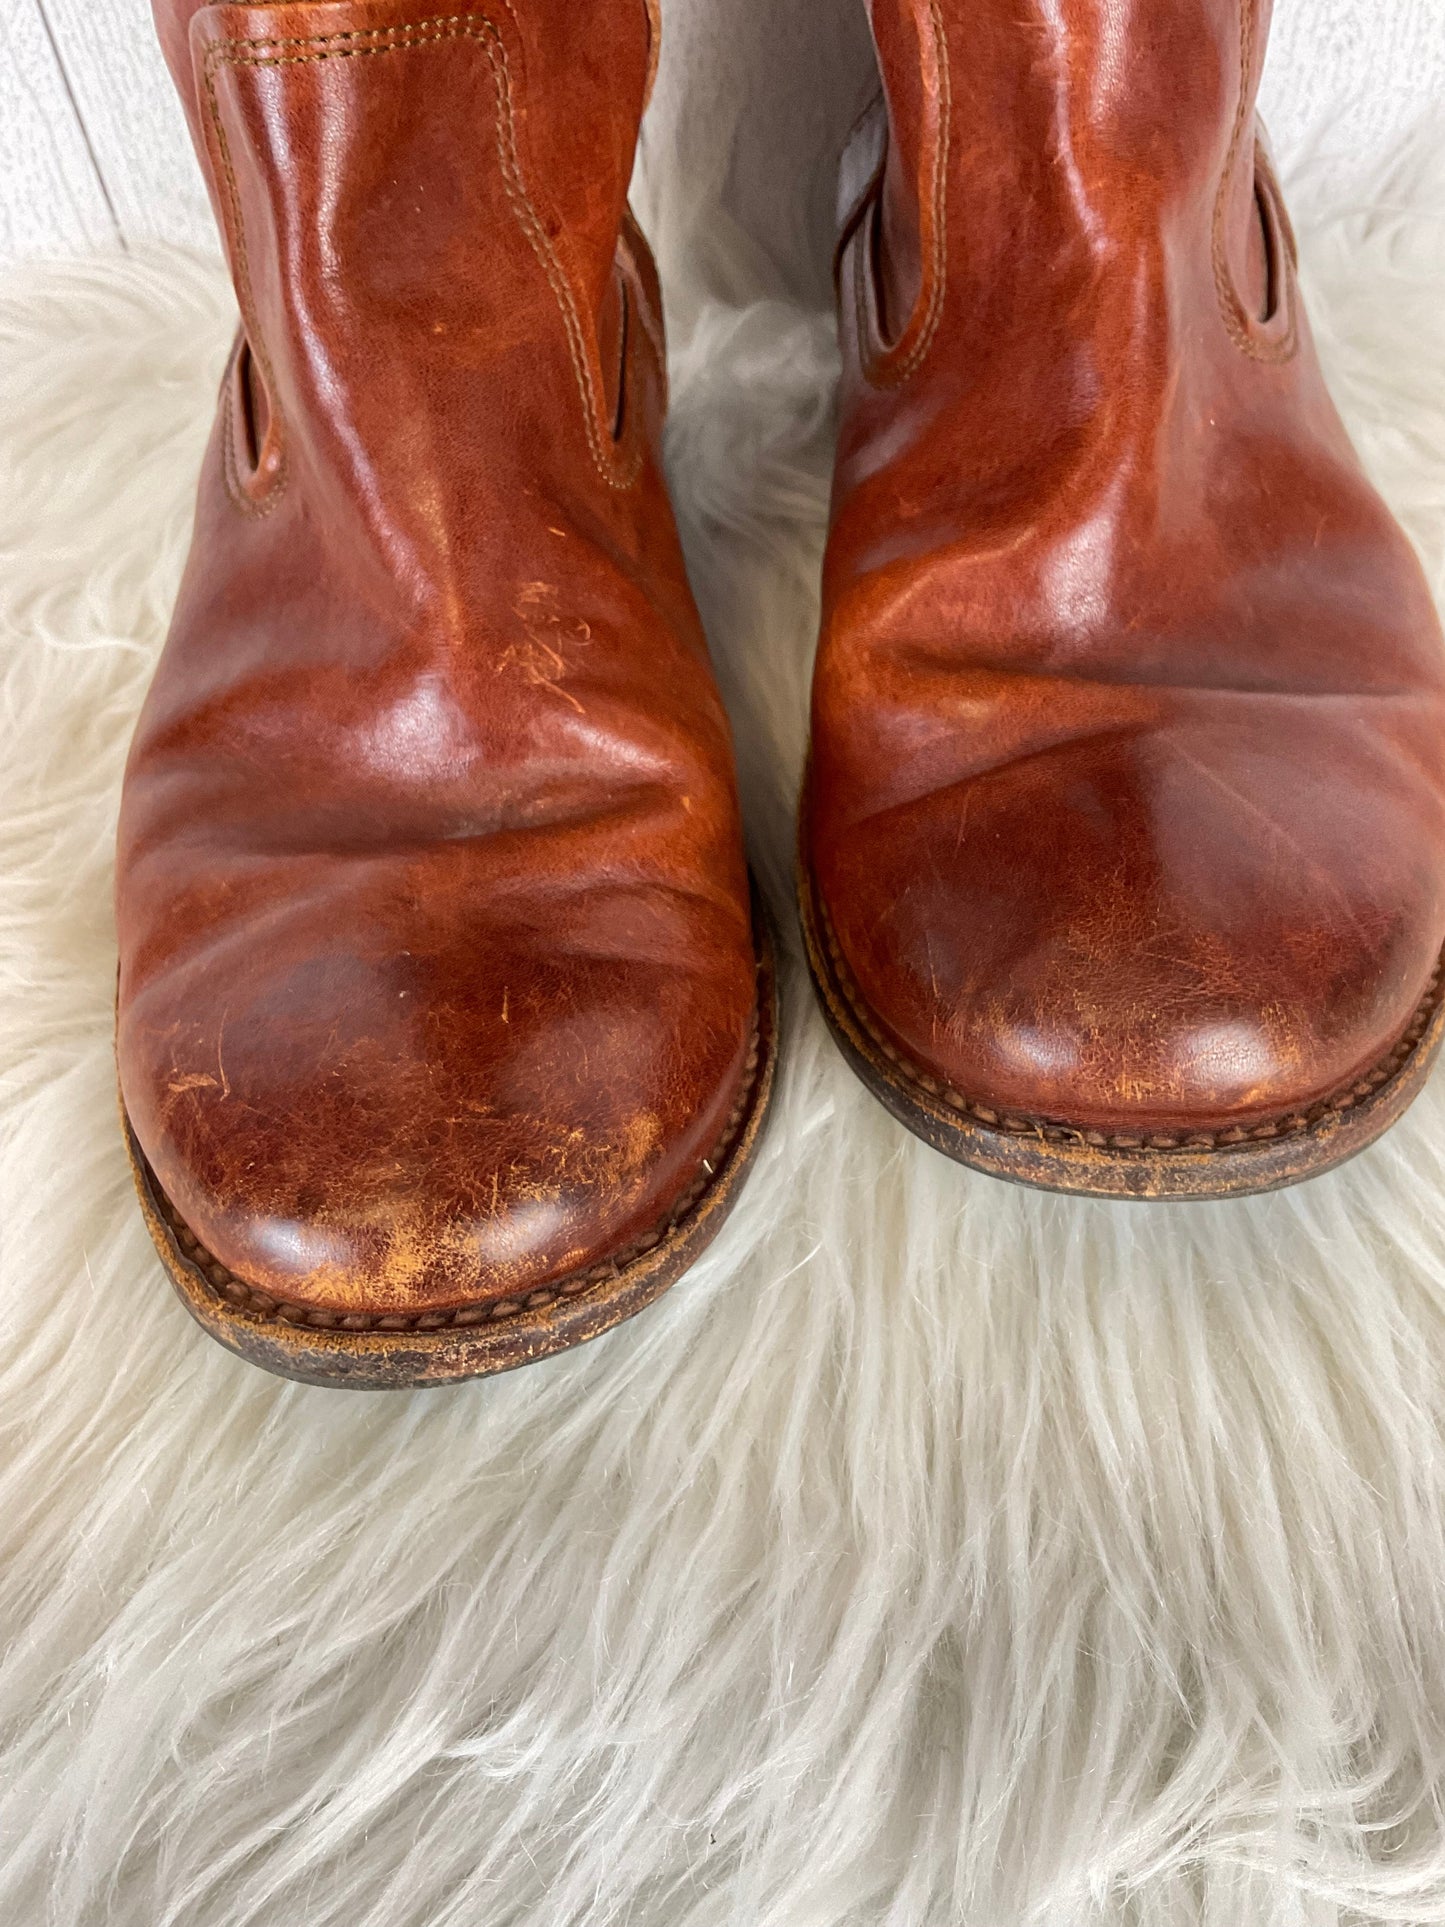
[799,860,1445,1202]
[124,910,778,1388]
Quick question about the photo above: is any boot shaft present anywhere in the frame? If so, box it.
[152,0,667,558]
[855,0,1283,365]
[154,0,657,454]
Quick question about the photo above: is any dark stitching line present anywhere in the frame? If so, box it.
[816,891,1444,1155]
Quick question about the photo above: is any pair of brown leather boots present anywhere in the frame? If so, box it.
[117,0,1445,1387]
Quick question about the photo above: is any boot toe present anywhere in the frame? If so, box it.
[120,899,760,1325]
[813,718,1445,1138]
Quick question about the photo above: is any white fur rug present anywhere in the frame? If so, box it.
[5,103,1445,1927]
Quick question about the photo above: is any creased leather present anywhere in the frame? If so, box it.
[117,0,757,1313]
[807,0,1445,1135]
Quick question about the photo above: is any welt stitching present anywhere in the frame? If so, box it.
[817,892,1445,1155]
[861,0,949,390]
[1211,0,1299,365]
[154,1000,764,1333]
[205,14,641,492]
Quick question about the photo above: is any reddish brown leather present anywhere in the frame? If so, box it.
[807,0,1445,1135]
[117,0,759,1314]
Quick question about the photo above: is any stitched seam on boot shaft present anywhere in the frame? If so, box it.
[816,893,1445,1154]
[146,997,764,1332]
[201,12,643,497]
[1212,0,1299,364]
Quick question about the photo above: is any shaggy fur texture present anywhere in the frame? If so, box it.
[4,81,1445,1927]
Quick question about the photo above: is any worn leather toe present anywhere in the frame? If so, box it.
[120,855,758,1317]
[811,696,1445,1137]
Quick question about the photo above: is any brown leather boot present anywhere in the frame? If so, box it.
[802,0,1445,1200]
[118,0,776,1385]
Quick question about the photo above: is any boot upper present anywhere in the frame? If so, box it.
[808,0,1445,1136]
[118,0,759,1316]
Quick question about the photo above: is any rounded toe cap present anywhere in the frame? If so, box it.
[811,724,1445,1139]
[120,922,761,1324]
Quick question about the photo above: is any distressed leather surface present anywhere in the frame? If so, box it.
[807,0,1445,1136]
[117,0,757,1314]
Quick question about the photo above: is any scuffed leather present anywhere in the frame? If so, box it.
[807,0,1445,1135]
[117,0,758,1313]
